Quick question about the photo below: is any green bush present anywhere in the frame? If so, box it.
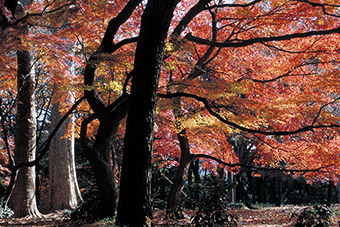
[291,205,334,227]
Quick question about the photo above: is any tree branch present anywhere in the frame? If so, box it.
[158,92,340,136]
[205,0,261,10]
[100,0,142,52]
[193,153,335,174]
[185,26,340,48]
[84,0,141,113]
[297,0,340,18]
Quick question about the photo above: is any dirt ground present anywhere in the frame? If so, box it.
[0,205,339,226]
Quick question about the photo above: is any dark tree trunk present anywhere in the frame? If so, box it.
[116,0,179,225]
[276,175,282,206]
[167,130,193,211]
[81,96,129,217]
[81,0,143,218]
[327,180,334,207]
[246,172,256,204]
[255,177,265,204]
[192,160,200,201]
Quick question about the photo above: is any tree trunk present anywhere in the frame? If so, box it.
[327,180,334,207]
[228,171,236,203]
[116,0,179,225]
[191,160,200,202]
[276,175,282,206]
[81,96,129,217]
[7,49,41,218]
[47,101,82,211]
[167,130,193,211]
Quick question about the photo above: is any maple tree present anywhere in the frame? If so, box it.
[2,0,340,226]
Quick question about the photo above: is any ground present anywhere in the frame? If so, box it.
[0,205,340,226]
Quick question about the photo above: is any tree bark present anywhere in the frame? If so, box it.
[228,171,236,203]
[116,0,179,225]
[327,180,334,207]
[7,48,41,218]
[47,100,82,211]
[81,1,142,217]
[81,95,129,217]
[167,129,193,211]
[191,160,200,202]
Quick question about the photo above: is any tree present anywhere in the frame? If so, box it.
[1,0,83,217]
[116,0,180,225]
[47,98,82,211]
[2,0,340,223]
[7,3,40,216]
[80,0,141,217]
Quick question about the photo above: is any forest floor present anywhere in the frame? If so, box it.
[0,205,340,226]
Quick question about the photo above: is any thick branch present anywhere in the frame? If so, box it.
[100,0,142,52]
[193,153,335,173]
[205,0,261,10]
[172,0,211,36]
[80,94,129,151]
[84,0,141,112]
[297,0,340,18]
[158,92,340,136]
[185,26,340,48]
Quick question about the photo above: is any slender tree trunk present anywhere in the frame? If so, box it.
[228,171,236,203]
[191,160,200,202]
[7,48,41,218]
[167,129,193,211]
[47,100,82,211]
[327,180,334,207]
[116,0,179,225]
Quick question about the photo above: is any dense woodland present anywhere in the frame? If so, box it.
[1,0,340,226]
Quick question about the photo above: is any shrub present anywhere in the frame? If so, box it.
[291,205,334,227]
[0,205,13,220]
[191,188,240,226]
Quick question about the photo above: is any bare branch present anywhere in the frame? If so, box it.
[185,26,340,48]
[205,0,261,10]
[193,153,335,173]
[158,92,340,136]
[297,0,340,18]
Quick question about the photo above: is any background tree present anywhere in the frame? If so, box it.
[47,96,82,211]
[7,3,40,217]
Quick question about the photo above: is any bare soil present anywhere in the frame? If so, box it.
[0,205,339,226]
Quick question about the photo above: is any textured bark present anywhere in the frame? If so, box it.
[7,49,41,218]
[116,0,179,225]
[47,101,82,211]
